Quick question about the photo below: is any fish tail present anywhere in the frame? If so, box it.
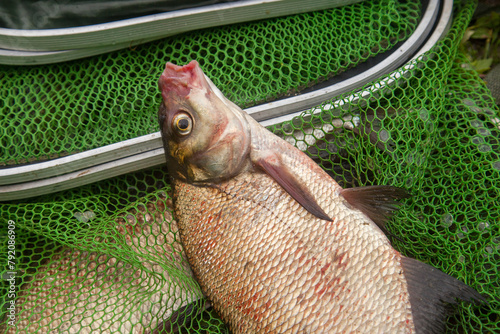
[401,256,487,334]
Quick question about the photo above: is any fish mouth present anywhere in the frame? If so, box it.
[159,60,203,99]
[165,60,198,72]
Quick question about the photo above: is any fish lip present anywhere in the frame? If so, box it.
[159,60,204,99]
[165,60,198,72]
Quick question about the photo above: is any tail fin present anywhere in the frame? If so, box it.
[401,257,487,334]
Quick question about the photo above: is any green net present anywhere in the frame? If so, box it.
[1,0,499,333]
[0,0,420,166]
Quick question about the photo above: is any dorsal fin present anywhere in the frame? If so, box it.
[401,257,487,333]
[340,185,410,231]
[255,157,332,222]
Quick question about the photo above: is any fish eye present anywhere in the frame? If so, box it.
[172,112,193,136]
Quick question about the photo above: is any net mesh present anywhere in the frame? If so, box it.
[0,0,419,166]
[1,0,499,333]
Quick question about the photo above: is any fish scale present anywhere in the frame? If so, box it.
[173,170,414,333]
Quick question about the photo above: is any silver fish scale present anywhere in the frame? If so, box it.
[173,155,415,333]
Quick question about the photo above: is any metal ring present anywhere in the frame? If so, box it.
[0,0,452,200]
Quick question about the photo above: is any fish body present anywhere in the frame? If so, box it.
[158,61,485,333]
[172,173,411,333]
[2,196,196,334]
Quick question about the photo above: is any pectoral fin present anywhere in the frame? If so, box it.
[255,157,332,222]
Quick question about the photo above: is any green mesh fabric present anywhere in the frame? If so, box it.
[1,0,499,333]
[0,0,420,166]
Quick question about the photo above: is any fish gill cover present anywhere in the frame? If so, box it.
[0,0,498,333]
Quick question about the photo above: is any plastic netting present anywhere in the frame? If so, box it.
[0,0,420,166]
[1,0,499,333]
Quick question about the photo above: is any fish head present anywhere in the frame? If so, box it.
[158,60,251,183]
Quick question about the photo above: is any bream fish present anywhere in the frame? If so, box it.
[2,195,197,334]
[158,60,485,333]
